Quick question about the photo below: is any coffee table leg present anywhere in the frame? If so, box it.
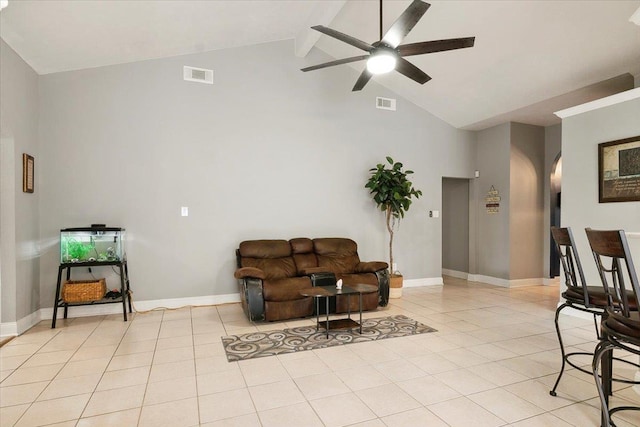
[325,297,329,339]
[359,292,363,334]
[315,297,319,332]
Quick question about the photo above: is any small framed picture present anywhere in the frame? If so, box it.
[23,153,34,193]
[598,136,640,203]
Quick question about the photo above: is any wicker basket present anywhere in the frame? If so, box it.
[62,278,107,303]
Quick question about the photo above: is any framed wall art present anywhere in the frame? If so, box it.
[23,153,34,193]
[599,135,640,203]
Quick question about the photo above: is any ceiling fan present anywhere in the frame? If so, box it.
[301,0,475,91]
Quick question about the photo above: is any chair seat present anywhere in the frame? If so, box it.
[563,286,609,307]
[563,287,637,309]
[604,310,640,341]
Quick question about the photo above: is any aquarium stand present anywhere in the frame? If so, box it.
[51,260,132,328]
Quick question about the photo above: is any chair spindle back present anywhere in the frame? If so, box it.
[585,228,640,317]
[551,226,589,305]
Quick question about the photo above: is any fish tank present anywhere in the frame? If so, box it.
[60,226,126,264]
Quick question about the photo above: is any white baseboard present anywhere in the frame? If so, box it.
[1,321,18,338]
[1,310,43,338]
[468,274,509,287]
[468,274,544,288]
[4,294,243,335]
[41,293,242,320]
[442,269,468,280]
[17,311,42,334]
[132,293,241,312]
[403,277,443,287]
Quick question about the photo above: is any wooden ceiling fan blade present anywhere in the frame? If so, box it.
[398,37,475,57]
[301,55,369,72]
[395,58,431,84]
[352,69,373,91]
[381,0,431,48]
[311,25,373,52]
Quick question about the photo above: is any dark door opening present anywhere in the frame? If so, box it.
[550,155,562,278]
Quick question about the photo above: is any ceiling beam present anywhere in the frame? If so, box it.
[294,1,347,58]
[630,6,640,25]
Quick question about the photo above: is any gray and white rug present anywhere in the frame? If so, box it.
[221,314,436,362]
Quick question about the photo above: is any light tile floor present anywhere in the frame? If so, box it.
[1,277,639,426]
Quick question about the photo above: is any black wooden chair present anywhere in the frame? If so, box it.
[587,228,640,427]
[549,226,611,396]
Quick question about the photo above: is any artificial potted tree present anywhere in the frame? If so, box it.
[365,156,422,298]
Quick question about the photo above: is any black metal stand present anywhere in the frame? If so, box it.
[51,260,132,328]
[314,291,359,338]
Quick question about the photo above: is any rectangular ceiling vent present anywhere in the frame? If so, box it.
[376,97,396,111]
[183,66,213,84]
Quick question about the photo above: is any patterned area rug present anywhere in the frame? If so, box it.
[221,314,436,362]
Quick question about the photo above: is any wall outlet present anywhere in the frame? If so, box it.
[429,210,440,218]
[181,206,189,217]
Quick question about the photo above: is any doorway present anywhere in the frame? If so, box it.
[550,154,562,277]
[442,178,470,278]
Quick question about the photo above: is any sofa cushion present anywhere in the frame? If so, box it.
[238,240,296,280]
[290,237,313,253]
[290,238,318,274]
[239,240,291,258]
[241,258,296,280]
[263,277,312,302]
[314,238,360,274]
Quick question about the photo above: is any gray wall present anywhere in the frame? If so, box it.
[473,122,545,282]
[37,39,476,306]
[475,123,511,279]
[562,96,640,286]
[544,124,562,279]
[509,123,545,280]
[442,178,470,273]
[0,39,40,326]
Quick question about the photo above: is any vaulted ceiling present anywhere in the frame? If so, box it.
[1,0,639,130]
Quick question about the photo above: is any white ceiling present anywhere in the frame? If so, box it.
[1,0,639,130]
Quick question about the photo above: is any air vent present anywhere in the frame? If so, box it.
[183,66,213,84]
[376,97,396,111]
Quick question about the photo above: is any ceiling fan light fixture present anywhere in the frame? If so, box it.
[367,51,397,74]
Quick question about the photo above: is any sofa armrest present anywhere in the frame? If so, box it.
[356,261,389,273]
[234,267,266,280]
[376,269,390,307]
[238,277,265,321]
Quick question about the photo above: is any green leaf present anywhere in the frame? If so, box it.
[365,156,422,232]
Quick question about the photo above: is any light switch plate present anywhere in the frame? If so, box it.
[181,207,189,217]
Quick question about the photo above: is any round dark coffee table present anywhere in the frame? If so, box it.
[300,284,377,338]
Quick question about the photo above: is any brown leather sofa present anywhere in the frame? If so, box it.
[234,238,390,321]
